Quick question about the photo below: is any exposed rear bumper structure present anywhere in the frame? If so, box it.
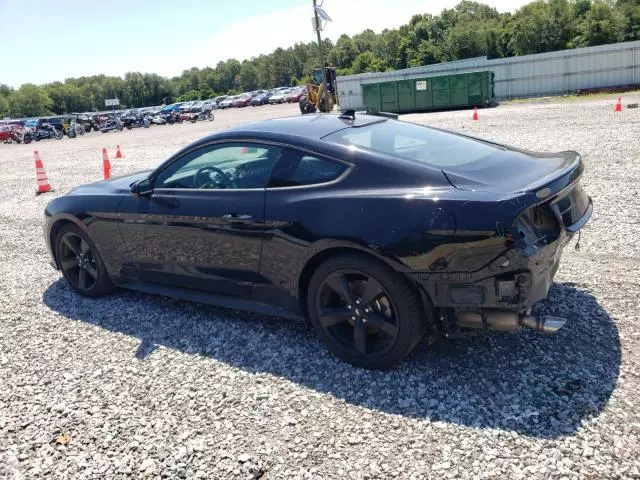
[409,188,592,336]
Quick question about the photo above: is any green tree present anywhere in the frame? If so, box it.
[576,1,625,46]
[351,51,388,74]
[239,61,259,91]
[45,82,92,114]
[177,89,201,101]
[10,84,53,117]
[0,84,13,118]
[507,0,575,55]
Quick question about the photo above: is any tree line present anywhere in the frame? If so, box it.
[1,0,638,118]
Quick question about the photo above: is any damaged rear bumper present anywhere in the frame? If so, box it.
[410,193,592,333]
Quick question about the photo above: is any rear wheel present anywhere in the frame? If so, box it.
[307,254,427,369]
[55,225,115,298]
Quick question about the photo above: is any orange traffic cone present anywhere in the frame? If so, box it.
[102,148,111,180]
[34,150,53,195]
[472,107,479,121]
[115,144,124,159]
[614,97,622,112]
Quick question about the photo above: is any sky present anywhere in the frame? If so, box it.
[0,0,530,88]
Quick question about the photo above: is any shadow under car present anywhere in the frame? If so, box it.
[42,280,620,438]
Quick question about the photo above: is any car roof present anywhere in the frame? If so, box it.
[228,114,386,140]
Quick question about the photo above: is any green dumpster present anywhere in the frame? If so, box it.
[362,70,495,114]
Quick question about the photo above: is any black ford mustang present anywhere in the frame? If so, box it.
[44,113,592,369]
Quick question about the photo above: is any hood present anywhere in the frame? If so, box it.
[67,170,153,196]
[442,149,580,194]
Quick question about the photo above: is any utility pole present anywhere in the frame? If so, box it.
[313,0,329,113]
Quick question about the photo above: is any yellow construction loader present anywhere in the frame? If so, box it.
[299,66,340,114]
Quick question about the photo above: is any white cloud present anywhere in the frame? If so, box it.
[163,0,530,77]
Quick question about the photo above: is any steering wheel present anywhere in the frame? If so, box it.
[193,165,235,189]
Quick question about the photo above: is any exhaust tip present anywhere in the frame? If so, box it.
[521,315,566,333]
[540,316,566,334]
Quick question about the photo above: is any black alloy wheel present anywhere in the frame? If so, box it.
[317,269,400,356]
[308,254,427,369]
[55,225,115,297]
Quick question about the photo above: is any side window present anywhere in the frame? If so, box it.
[268,149,347,188]
[154,143,282,190]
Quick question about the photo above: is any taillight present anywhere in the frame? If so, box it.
[512,202,561,252]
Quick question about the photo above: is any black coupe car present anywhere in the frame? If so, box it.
[44,112,592,369]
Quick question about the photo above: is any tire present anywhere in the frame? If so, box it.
[55,224,115,298]
[307,253,427,369]
[300,99,316,114]
[207,113,214,121]
[67,130,76,139]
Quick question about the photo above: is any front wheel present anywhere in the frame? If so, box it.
[207,113,214,121]
[55,224,115,298]
[54,131,63,140]
[307,254,427,369]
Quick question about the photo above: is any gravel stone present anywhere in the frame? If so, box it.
[1,98,639,479]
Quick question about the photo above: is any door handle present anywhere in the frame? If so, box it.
[222,214,253,221]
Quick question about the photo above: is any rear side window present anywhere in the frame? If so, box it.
[325,120,501,167]
[268,149,346,187]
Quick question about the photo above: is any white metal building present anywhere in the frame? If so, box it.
[336,40,640,110]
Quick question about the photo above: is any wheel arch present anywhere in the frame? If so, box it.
[48,215,88,268]
[297,245,433,322]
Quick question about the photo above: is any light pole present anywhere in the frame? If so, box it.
[313,0,329,113]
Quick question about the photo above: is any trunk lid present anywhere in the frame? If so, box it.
[443,149,580,194]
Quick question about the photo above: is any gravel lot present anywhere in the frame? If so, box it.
[1,97,639,479]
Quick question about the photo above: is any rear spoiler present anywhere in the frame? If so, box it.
[339,109,399,120]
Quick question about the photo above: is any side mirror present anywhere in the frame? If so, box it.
[131,178,153,196]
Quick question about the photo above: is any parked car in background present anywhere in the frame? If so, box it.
[233,94,252,108]
[250,92,272,106]
[218,96,235,109]
[24,118,43,130]
[269,90,288,104]
[202,100,217,111]
[179,102,194,112]
[285,87,307,103]
[214,95,229,106]
[0,124,23,143]
[158,104,181,115]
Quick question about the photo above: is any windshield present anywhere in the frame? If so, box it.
[325,120,502,168]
